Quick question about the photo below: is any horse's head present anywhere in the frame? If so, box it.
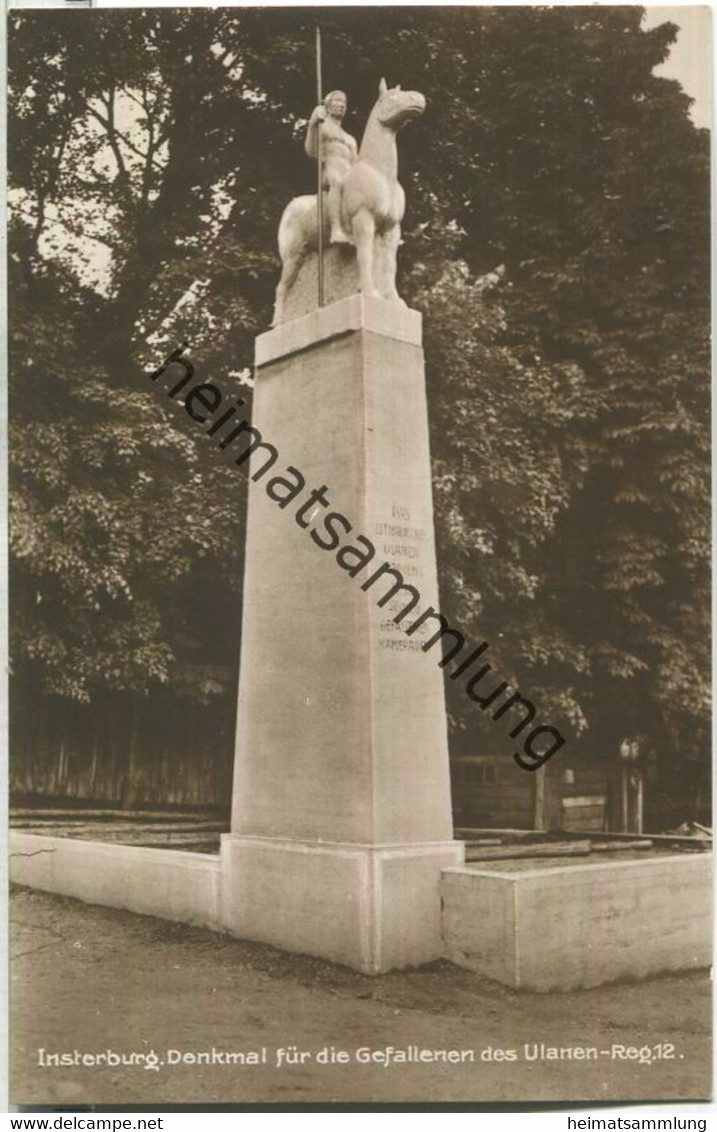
[375,77,426,131]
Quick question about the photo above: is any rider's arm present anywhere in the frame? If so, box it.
[304,106,325,159]
[305,123,318,159]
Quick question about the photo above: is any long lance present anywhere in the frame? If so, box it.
[316,24,325,308]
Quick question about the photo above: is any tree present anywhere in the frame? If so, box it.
[9,7,710,809]
[9,226,245,703]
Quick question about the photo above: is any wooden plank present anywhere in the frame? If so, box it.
[455,827,536,839]
[562,795,607,809]
[10,815,224,824]
[452,756,503,765]
[466,840,592,862]
[563,819,604,834]
[591,840,653,852]
[561,830,712,848]
[562,811,605,831]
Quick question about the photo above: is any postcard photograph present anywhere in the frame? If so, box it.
[6,2,712,1109]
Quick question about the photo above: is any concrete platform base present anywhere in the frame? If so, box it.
[221,834,464,973]
[11,828,711,987]
[10,832,711,986]
[9,832,221,929]
[9,829,463,974]
[441,854,712,992]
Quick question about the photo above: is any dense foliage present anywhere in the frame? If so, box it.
[9,8,710,790]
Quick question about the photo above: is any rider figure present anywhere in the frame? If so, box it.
[305,90,357,245]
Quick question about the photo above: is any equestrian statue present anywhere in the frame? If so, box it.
[272,79,426,325]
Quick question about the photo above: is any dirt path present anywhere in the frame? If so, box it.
[10,886,711,1108]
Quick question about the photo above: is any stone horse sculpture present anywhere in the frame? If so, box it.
[272,79,426,325]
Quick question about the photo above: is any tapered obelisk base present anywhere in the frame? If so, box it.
[222,294,462,973]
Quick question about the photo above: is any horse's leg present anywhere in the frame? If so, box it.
[272,239,305,326]
[381,224,404,302]
[272,251,302,325]
[352,208,380,299]
[273,199,317,325]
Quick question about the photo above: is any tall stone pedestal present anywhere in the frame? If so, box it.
[223,293,463,973]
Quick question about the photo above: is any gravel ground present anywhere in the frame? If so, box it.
[10,885,712,1109]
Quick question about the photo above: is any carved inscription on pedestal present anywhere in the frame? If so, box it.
[375,506,432,652]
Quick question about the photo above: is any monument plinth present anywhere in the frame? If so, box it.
[222,79,462,973]
[222,293,462,973]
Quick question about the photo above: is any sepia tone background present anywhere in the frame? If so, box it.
[8,6,710,834]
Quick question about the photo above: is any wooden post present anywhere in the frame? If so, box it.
[621,763,629,832]
[533,766,546,831]
[635,772,644,833]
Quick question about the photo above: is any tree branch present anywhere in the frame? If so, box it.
[140,85,157,208]
[88,88,133,206]
[87,105,165,173]
[29,108,78,251]
[15,202,121,251]
[120,85,147,113]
